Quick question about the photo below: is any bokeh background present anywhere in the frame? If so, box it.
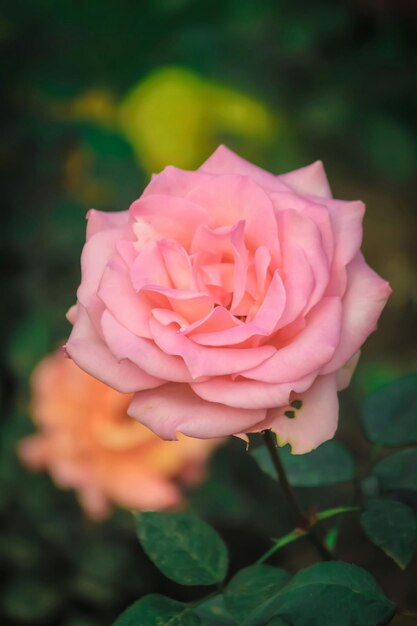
[1,1,417,624]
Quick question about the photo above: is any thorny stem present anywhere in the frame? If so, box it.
[261,429,333,561]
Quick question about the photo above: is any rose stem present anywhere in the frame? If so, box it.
[261,429,333,561]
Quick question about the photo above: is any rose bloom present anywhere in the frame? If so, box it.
[18,350,220,520]
[66,145,391,454]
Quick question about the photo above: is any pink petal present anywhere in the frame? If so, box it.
[258,374,339,454]
[128,383,266,439]
[130,194,209,249]
[278,161,332,198]
[142,285,213,324]
[242,297,342,383]
[148,318,276,379]
[199,145,287,193]
[100,309,198,383]
[98,255,153,339]
[142,165,213,198]
[86,209,129,240]
[254,246,272,295]
[179,305,243,338]
[66,305,163,392]
[190,271,286,346]
[158,239,197,291]
[322,255,391,375]
[77,228,123,327]
[187,173,281,264]
[191,221,248,314]
[130,244,171,292]
[192,373,316,410]
[324,199,365,296]
[277,209,330,326]
[336,351,361,391]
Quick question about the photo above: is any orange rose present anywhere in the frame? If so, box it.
[18,349,222,520]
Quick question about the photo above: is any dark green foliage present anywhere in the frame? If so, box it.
[251,440,355,487]
[372,449,417,492]
[112,595,200,626]
[243,562,395,626]
[196,596,238,625]
[136,512,228,586]
[362,374,417,446]
[361,497,417,569]
[225,565,290,622]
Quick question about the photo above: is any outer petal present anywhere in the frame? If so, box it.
[199,144,288,192]
[86,209,129,240]
[257,374,339,454]
[128,383,266,439]
[191,372,315,410]
[142,165,213,198]
[77,228,123,327]
[278,161,332,198]
[336,351,360,391]
[242,297,342,383]
[66,305,163,393]
[321,255,391,375]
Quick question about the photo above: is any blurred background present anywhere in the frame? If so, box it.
[1,1,417,624]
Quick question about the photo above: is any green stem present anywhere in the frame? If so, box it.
[261,430,333,561]
[257,506,359,564]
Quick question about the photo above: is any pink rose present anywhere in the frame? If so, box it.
[66,145,391,453]
[19,349,221,520]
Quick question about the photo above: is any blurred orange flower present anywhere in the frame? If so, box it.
[18,349,222,520]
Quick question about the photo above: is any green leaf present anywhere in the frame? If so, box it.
[243,562,395,626]
[196,596,238,625]
[361,497,417,569]
[362,374,417,446]
[136,512,228,586]
[113,594,200,626]
[225,565,290,622]
[251,440,354,487]
[372,449,417,492]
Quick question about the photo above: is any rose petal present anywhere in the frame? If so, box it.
[278,161,332,198]
[258,374,339,454]
[77,228,123,327]
[322,255,391,375]
[128,383,266,439]
[199,144,287,192]
[190,270,286,346]
[192,372,315,409]
[98,255,153,339]
[336,351,361,391]
[188,173,281,264]
[277,209,330,326]
[242,297,342,383]
[148,318,276,378]
[66,305,164,392]
[130,193,209,248]
[101,309,199,383]
[86,209,129,240]
[142,165,213,198]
